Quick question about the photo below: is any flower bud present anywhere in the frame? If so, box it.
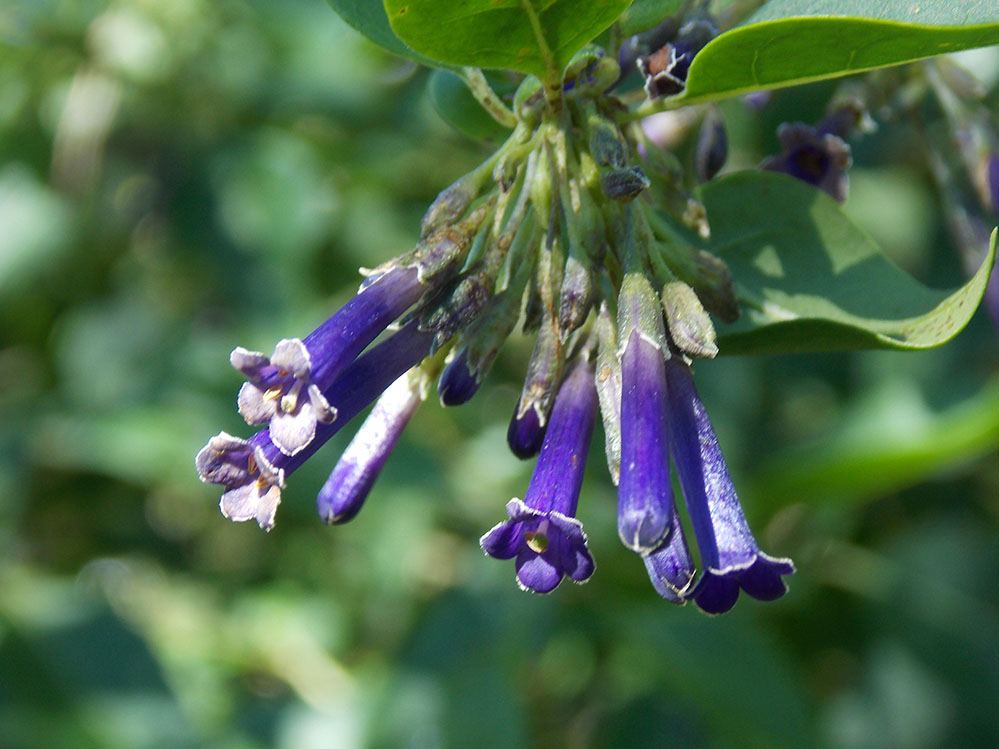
[317,371,423,524]
[419,268,493,352]
[508,318,564,459]
[514,75,546,124]
[601,166,651,201]
[588,119,628,169]
[661,280,718,358]
[558,254,594,340]
[594,303,622,485]
[617,272,669,354]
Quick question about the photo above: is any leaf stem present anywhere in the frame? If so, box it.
[519,0,562,111]
[460,67,517,129]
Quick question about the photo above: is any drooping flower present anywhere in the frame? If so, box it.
[664,356,795,615]
[616,274,674,553]
[317,370,425,525]
[481,352,598,593]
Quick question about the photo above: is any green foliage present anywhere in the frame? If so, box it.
[428,70,514,141]
[678,1,999,104]
[1,1,998,747]
[618,0,685,36]
[704,172,997,354]
[325,0,453,68]
[383,0,632,81]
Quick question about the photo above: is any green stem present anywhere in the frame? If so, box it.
[519,0,562,111]
[460,67,517,129]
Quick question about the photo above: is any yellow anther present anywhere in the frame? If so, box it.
[525,531,549,554]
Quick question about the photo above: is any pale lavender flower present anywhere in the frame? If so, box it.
[317,372,423,524]
[198,321,434,530]
[195,432,285,531]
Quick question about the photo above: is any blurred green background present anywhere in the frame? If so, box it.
[1,1,997,747]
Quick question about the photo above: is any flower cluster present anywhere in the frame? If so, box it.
[197,43,794,613]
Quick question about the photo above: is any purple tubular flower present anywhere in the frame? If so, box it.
[664,357,794,615]
[618,330,673,553]
[481,356,598,593]
[761,122,852,202]
[437,348,481,406]
[231,267,425,456]
[197,321,434,530]
[643,503,696,604]
[318,372,422,524]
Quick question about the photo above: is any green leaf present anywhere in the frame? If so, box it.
[427,70,514,142]
[618,0,684,37]
[747,377,999,509]
[675,0,999,105]
[699,171,997,355]
[326,0,455,69]
[383,0,633,81]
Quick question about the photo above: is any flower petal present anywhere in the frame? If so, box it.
[237,382,278,425]
[220,480,282,531]
[692,571,741,615]
[306,383,336,424]
[195,432,251,485]
[737,553,796,602]
[480,520,523,560]
[270,338,311,378]
[269,404,318,457]
[515,550,563,594]
[548,511,595,583]
[230,347,272,379]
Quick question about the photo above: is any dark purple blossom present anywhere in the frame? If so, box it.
[618,330,673,552]
[507,404,547,459]
[616,273,674,553]
[481,355,598,593]
[664,357,794,615]
[761,121,852,202]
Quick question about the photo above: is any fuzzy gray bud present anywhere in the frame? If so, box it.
[661,281,718,358]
